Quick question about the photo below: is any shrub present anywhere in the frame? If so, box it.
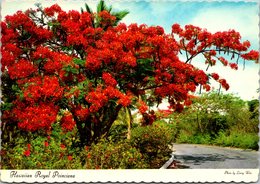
[130,121,175,168]
[176,131,212,145]
[108,122,139,143]
[214,131,259,150]
[1,124,82,169]
[82,139,147,169]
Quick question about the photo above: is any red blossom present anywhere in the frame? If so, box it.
[27,144,31,150]
[203,84,211,92]
[44,4,62,16]
[138,100,148,114]
[219,79,230,90]
[241,50,259,61]
[87,153,91,158]
[60,144,66,149]
[98,10,116,27]
[229,63,238,70]
[211,73,220,80]
[23,76,64,103]
[67,155,73,161]
[172,23,182,34]
[184,99,192,106]
[218,57,228,66]
[61,113,76,131]
[194,70,208,84]
[8,59,37,79]
[15,102,58,131]
[118,94,132,107]
[102,72,117,87]
[23,150,31,157]
[74,106,89,121]
[158,109,173,118]
[120,52,137,67]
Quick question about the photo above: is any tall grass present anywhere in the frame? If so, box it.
[213,131,259,150]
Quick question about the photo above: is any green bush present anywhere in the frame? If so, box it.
[214,131,259,150]
[176,131,212,144]
[1,124,82,169]
[82,139,147,169]
[130,121,175,168]
[108,122,138,143]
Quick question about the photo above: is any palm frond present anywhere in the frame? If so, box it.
[80,7,84,13]
[112,10,129,25]
[107,5,112,13]
[97,0,105,13]
[85,3,93,14]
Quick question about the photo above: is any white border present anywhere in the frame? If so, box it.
[0,169,259,183]
[0,0,259,183]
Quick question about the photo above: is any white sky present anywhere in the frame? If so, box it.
[1,0,259,100]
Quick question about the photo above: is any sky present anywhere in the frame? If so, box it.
[1,0,259,100]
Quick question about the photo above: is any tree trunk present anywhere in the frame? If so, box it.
[75,117,92,146]
[75,104,122,147]
[197,112,203,133]
[126,107,132,139]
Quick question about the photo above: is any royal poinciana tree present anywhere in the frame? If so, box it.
[1,1,259,146]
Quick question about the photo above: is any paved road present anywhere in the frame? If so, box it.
[172,144,259,169]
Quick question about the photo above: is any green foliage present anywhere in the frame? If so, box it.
[94,0,129,27]
[108,123,129,142]
[1,102,13,111]
[82,139,147,169]
[171,92,259,150]
[73,58,86,67]
[177,132,212,145]
[62,65,79,76]
[1,124,82,169]
[130,121,175,168]
[247,99,259,119]
[214,131,259,150]
[112,11,129,25]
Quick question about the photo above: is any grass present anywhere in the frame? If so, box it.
[213,131,259,150]
[175,131,259,150]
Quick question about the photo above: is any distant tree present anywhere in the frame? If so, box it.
[169,92,258,136]
[247,99,259,119]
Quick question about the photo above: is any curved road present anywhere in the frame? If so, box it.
[171,144,259,169]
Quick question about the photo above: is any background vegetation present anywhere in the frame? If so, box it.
[162,92,259,150]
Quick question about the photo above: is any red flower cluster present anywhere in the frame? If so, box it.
[44,4,62,16]
[23,76,64,103]
[23,144,31,157]
[229,63,238,70]
[211,73,220,80]
[8,59,37,79]
[61,113,76,132]
[102,72,117,87]
[74,105,89,121]
[241,50,259,61]
[98,10,116,27]
[219,79,230,90]
[138,100,148,114]
[14,102,59,131]
[218,57,228,66]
